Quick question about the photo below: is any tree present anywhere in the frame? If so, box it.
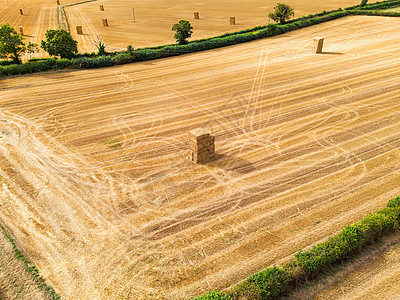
[360,0,368,7]
[0,23,37,64]
[172,20,193,45]
[41,29,78,59]
[268,3,294,25]
[93,36,106,56]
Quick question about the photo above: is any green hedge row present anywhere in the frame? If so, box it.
[356,0,400,10]
[195,196,400,299]
[0,223,60,299]
[1,1,400,78]
[352,9,400,16]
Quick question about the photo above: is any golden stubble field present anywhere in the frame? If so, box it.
[1,0,363,53]
[0,228,50,299]
[1,15,400,299]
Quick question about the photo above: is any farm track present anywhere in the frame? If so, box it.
[1,16,400,299]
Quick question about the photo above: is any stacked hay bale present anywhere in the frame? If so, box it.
[188,129,215,164]
[312,37,324,53]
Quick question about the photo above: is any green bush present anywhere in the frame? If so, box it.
[55,58,72,69]
[387,196,400,208]
[194,291,232,300]
[112,53,132,65]
[71,56,114,68]
[247,267,292,299]
[0,60,16,66]
[227,281,262,299]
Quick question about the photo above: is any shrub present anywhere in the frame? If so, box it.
[247,267,292,299]
[71,56,114,68]
[112,53,132,65]
[227,281,262,300]
[55,58,72,69]
[0,60,15,66]
[194,291,231,300]
[387,196,400,208]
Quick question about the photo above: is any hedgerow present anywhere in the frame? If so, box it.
[0,223,60,299]
[1,1,400,78]
[195,195,400,299]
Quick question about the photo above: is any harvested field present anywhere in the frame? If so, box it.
[287,233,400,300]
[0,0,58,59]
[0,225,50,300]
[1,15,400,299]
[0,0,364,54]
[316,234,400,299]
[65,0,363,51]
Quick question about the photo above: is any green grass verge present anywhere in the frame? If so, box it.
[0,223,60,299]
[194,196,400,299]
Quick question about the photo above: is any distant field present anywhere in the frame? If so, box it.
[1,0,366,54]
[65,0,365,51]
[1,15,400,299]
[0,226,50,300]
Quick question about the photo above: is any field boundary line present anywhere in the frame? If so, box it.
[0,222,61,299]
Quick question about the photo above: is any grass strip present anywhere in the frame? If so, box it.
[0,223,61,299]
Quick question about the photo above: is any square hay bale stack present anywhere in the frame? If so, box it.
[188,129,215,164]
[312,37,324,54]
[230,16,236,25]
[76,25,83,34]
[194,12,200,19]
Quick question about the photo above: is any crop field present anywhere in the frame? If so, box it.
[64,0,364,51]
[288,233,400,299]
[1,15,400,299]
[316,235,400,299]
[1,0,362,53]
[0,226,50,300]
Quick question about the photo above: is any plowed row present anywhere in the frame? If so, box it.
[1,16,400,299]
